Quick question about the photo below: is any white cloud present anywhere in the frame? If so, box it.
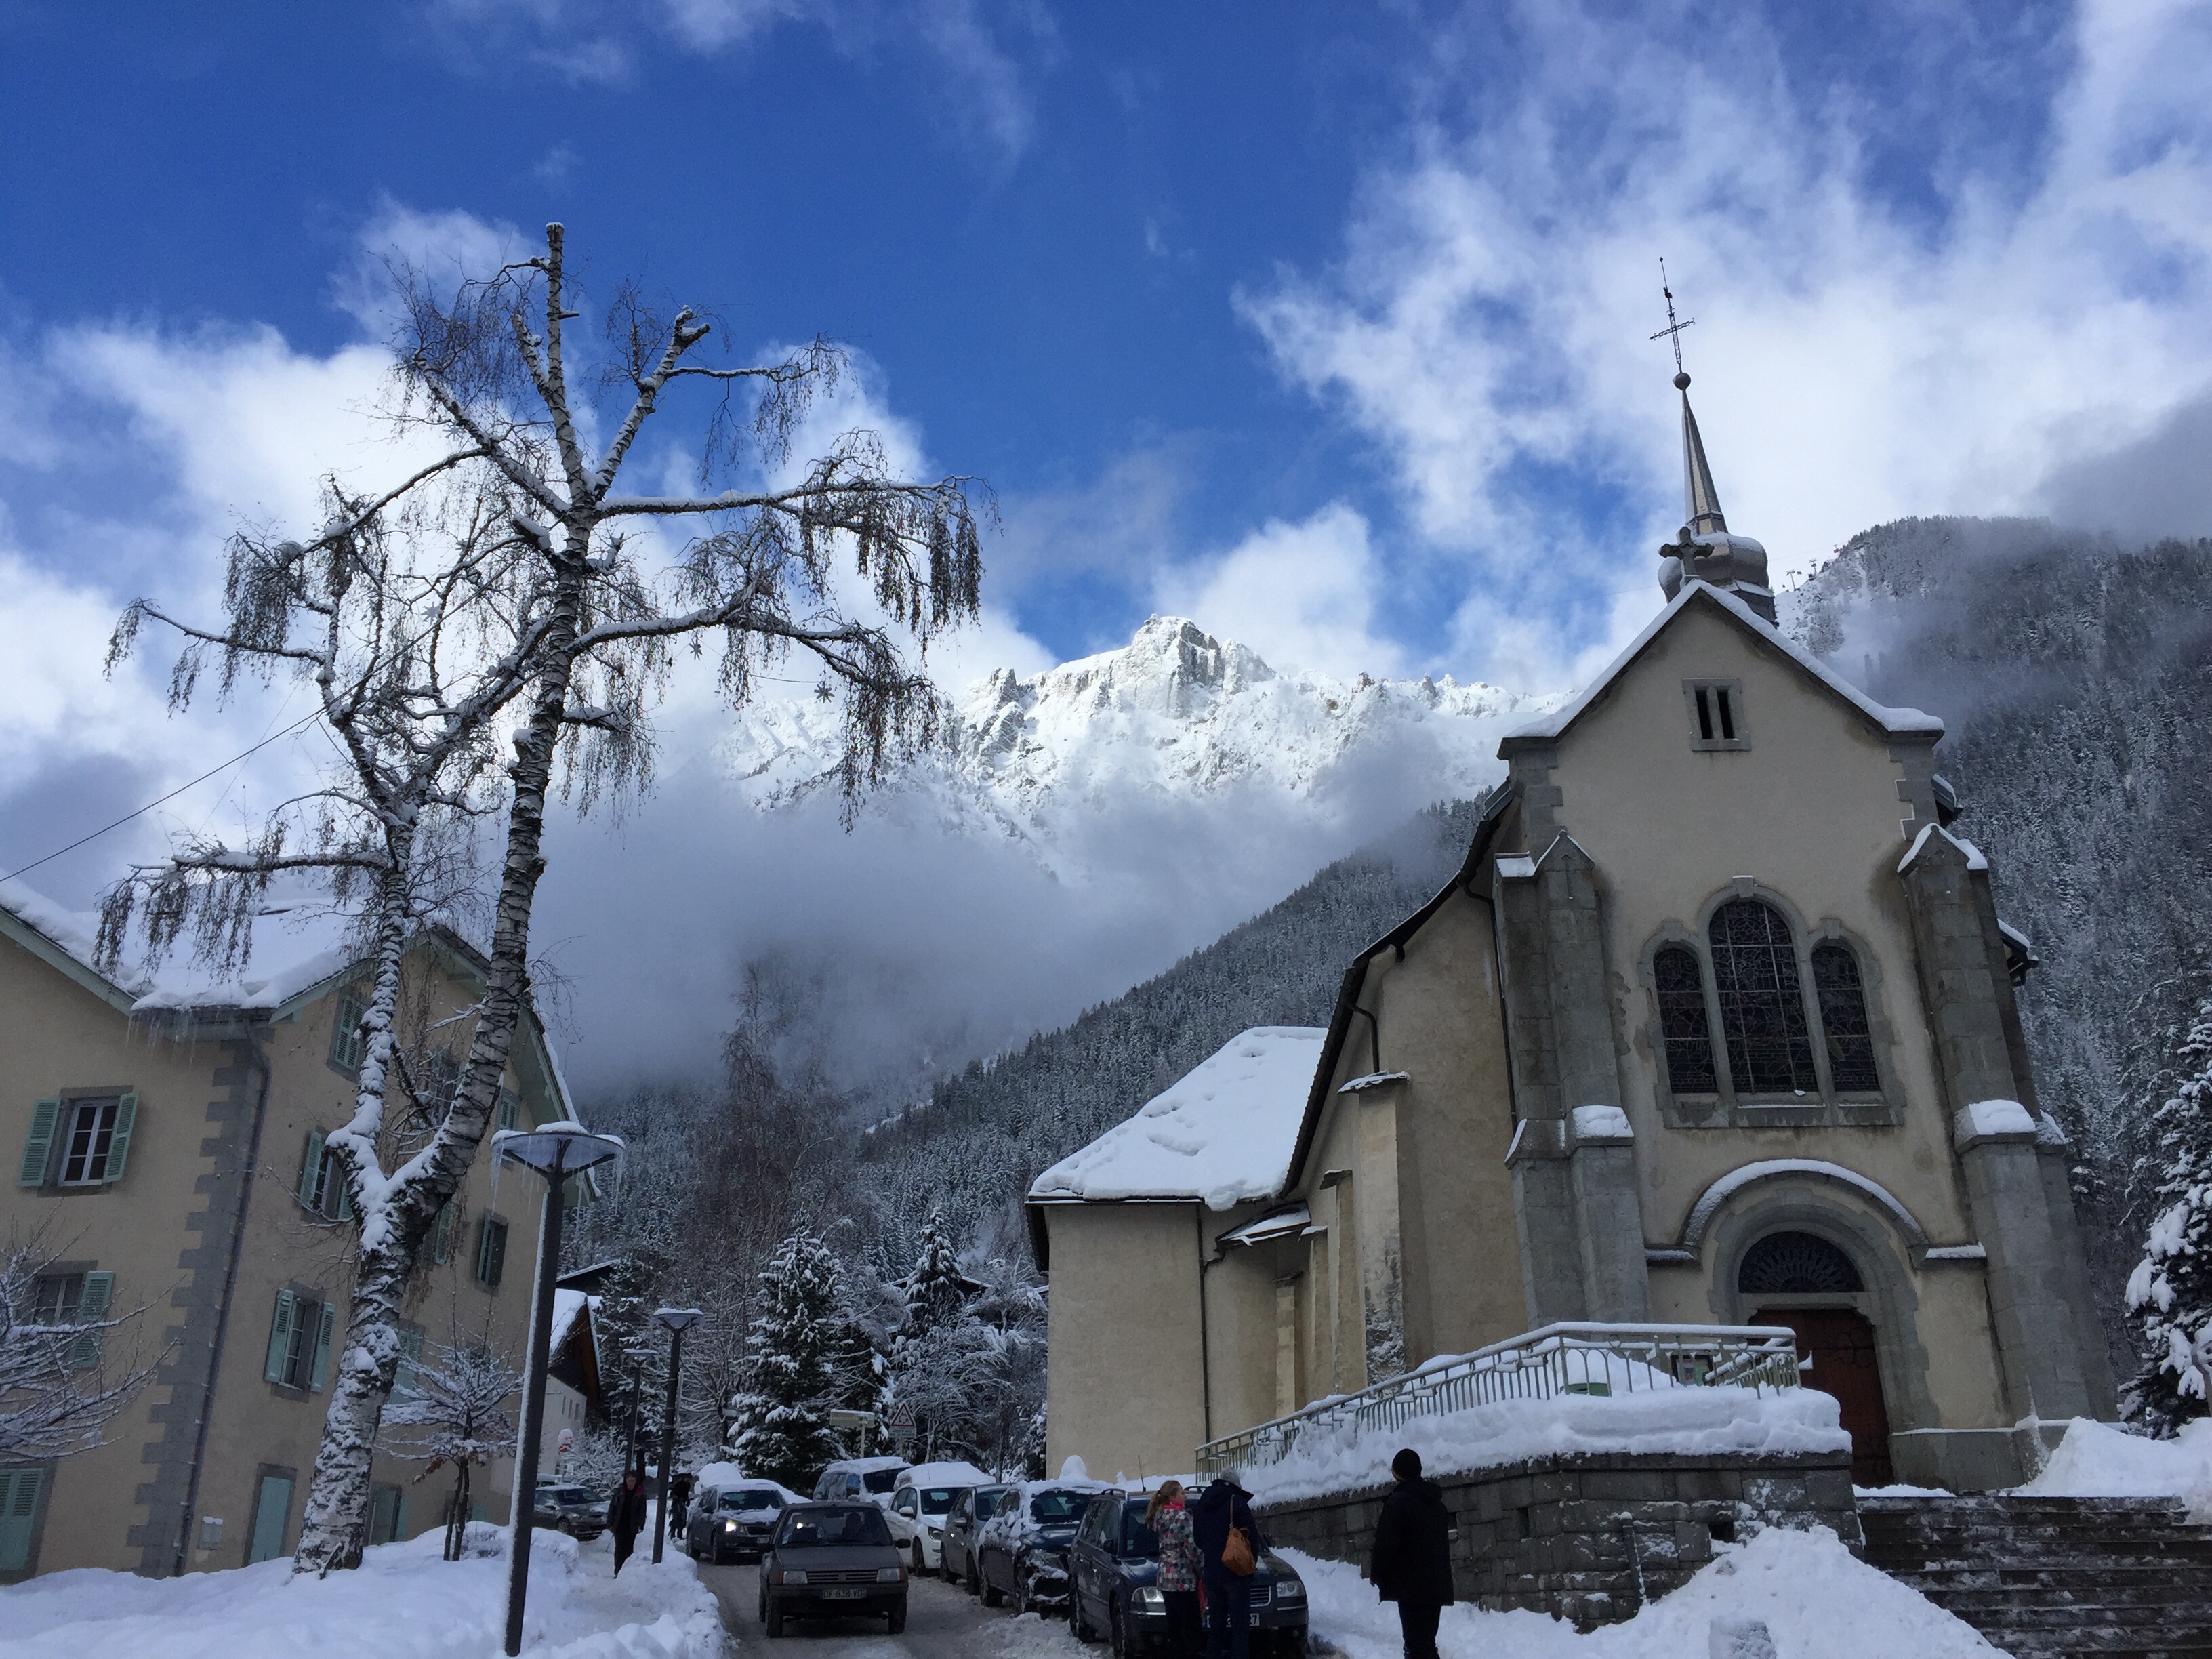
[1153,503,1409,680]
[1240,0,2212,670]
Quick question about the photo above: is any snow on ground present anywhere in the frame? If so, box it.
[1242,1384,1849,1506]
[2017,1416,2212,1502]
[0,1524,725,1659]
[1283,1527,1998,1659]
[1027,1027,1323,1210]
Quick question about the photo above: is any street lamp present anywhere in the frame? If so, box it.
[493,1123,624,1659]
[650,1306,704,1564]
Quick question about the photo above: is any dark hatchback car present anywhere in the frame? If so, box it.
[943,1483,1015,1591]
[978,1485,1092,1616]
[686,1481,787,1564]
[1067,1489,1309,1657]
[758,1502,909,1637]
[531,1482,607,1542]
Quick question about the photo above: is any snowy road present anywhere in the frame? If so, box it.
[696,1559,1080,1657]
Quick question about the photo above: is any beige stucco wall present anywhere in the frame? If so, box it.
[1041,1202,1206,1480]
[1,930,557,1578]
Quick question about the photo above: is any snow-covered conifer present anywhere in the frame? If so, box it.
[726,1232,844,1488]
[903,1210,968,1340]
[2127,993,2212,1431]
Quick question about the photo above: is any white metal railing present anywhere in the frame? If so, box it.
[1195,1322,1801,1477]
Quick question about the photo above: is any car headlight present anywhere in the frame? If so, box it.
[1274,1580,1305,1603]
[1134,1586,1164,1608]
[779,1569,808,1584]
[876,1566,905,1583]
[722,1521,739,1531]
[926,1522,943,1534]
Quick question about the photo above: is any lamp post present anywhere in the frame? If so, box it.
[493,1124,623,1659]
[650,1306,703,1564]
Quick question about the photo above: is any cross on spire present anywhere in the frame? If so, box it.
[1650,258,1695,386]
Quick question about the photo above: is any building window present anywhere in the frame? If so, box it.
[1811,943,1881,1091]
[1653,945,1717,1094]
[1738,1231,1864,1295]
[33,1270,114,1369]
[1684,679,1750,750]
[496,1092,520,1132]
[329,992,367,1075]
[296,1131,354,1222]
[20,1094,138,1189]
[264,1290,337,1391]
[474,1216,508,1289]
[1709,899,1819,1095]
[430,1200,458,1264]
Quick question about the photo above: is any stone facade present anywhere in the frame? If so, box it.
[1255,1450,1862,1630]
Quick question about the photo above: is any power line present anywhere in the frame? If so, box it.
[0,706,326,886]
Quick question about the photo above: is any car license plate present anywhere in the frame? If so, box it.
[821,1587,867,1600]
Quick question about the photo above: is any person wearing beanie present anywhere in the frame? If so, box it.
[1368,1448,1454,1659]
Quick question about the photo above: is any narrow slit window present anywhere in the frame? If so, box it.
[1694,687,1714,741]
[1812,942,1881,1091]
[1709,899,1820,1094]
[1654,946,1717,1094]
[1715,687,1736,741]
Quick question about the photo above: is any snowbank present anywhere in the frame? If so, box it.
[0,1525,726,1659]
[1244,1385,1849,1506]
[1027,1027,1322,1210]
[1284,1525,1996,1658]
[2016,1416,2212,1500]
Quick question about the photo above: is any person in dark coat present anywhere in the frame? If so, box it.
[668,1470,693,1535]
[1368,1448,1454,1659]
[1189,1473,1263,1659]
[609,1468,651,1576]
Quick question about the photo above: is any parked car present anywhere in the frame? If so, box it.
[975,1479,1107,1616]
[811,1455,911,1509]
[686,1478,799,1564]
[943,1483,1015,1592]
[757,1501,909,1637]
[886,1460,991,1574]
[1067,1488,1309,1656]
[531,1481,607,1542]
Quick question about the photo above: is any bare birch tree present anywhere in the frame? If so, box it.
[97,222,985,1573]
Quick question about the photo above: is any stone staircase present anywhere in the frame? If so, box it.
[1858,1495,2212,1658]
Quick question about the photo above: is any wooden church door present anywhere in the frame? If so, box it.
[1756,1307,1894,1486]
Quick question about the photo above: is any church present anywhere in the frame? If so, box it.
[1027,368,2117,1495]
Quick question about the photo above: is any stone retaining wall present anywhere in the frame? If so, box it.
[1254,1450,1861,1629]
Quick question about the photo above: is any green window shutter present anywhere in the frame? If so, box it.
[18,1099,60,1187]
[475,1218,495,1284]
[496,1093,519,1132]
[68,1270,115,1370]
[247,1473,293,1563]
[102,1092,138,1183]
[308,1300,338,1391]
[264,1289,298,1383]
[334,1154,355,1223]
[394,1326,423,1396]
[0,1467,43,1572]
[430,1202,454,1263]
[298,1130,326,1208]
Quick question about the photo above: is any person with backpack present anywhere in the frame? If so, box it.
[1189,1471,1262,1659]
[1144,1480,1204,1658]
[1368,1448,1454,1659]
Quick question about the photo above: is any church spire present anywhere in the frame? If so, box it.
[1648,263,1774,621]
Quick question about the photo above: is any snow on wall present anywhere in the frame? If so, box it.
[1026,1026,1324,1210]
[1241,1384,1851,1507]
[2015,1417,2212,1500]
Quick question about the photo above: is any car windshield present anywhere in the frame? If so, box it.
[862,1468,901,1494]
[1029,1491,1088,1525]
[972,1488,1010,1519]
[1120,1509,1160,1557]
[723,1490,783,1511]
[779,1506,892,1548]
[541,1488,590,1504]
[918,1487,962,1515]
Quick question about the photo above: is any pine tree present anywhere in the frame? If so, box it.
[903,1210,968,1340]
[2126,993,2212,1432]
[593,1254,670,1469]
[727,1231,844,1488]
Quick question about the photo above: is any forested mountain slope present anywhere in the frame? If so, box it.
[1786,516,2212,1362]
[844,801,1482,1250]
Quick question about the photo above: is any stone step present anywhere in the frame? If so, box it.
[1929,1584,2212,1612]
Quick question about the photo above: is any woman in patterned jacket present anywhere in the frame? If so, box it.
[1145,1479,1203,1658]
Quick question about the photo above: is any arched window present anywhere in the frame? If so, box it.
[1811,942,1881,1092]
[1654,945,1717,1094]
[1708,899,1819,1095]
[1738,1231,1864,1294]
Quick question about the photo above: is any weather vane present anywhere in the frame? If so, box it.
[1650,258,1694,384]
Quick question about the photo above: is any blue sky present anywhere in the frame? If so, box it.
[5,1,2212,1084]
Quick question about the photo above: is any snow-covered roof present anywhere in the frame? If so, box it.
[1027,1027,1326,1211]
[1500,580,1943,752]
[550,1289,596,1355]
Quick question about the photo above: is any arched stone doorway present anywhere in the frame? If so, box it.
[1740,1232,1895,1486]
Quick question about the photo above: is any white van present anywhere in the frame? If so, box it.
[886,1460,992,1573]
[811,1454,911,1509]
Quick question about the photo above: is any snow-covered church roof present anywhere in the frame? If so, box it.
[1027,1026,1324,1212]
